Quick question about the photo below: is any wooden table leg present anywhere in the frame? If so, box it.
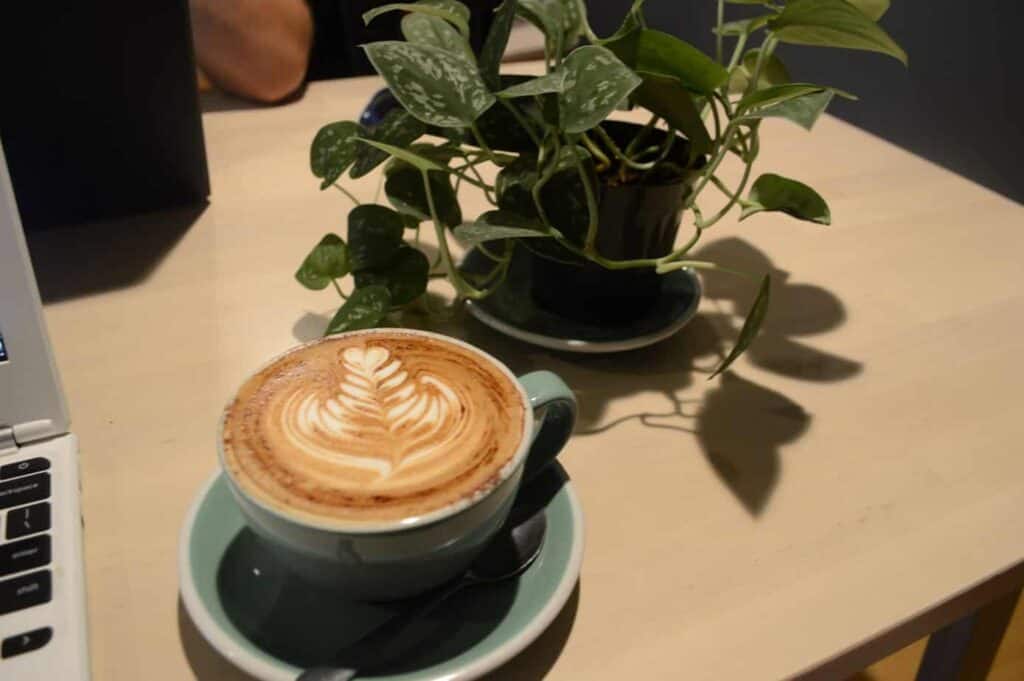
[916,587,1021,681]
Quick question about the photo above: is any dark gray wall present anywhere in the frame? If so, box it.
[588,1,1024,203]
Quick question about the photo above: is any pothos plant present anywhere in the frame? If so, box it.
[297,0,906,375]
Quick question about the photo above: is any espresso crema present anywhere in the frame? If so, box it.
[221,332,527,525]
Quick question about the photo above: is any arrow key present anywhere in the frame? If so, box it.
[2,627,53,658]
[6,502,50,540]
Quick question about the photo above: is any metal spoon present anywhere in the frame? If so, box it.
[297,509,547,681]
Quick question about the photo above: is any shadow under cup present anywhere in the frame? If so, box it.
[218,332,577,602]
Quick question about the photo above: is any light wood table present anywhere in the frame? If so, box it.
[30,71,1024,680]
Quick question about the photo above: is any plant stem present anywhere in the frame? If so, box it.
[716,0,725,64]
[531,136,562,230]
[446,166,495,194]
[498,99,542,148]
[331,279,348,300]
[591,125,662,171]
[632,145,664,162]
[576,0,600,43]
[713,89,735,120]
[580,133,611,171]
[683,116,739,214]
[477,242,506,262]
[572,138,601,255]
[698,158,754,229]
[726,29,749,72]
[708,95,723,141]
[623,115,661,157]
[746,35,778,98]
[332,183,361,205]
[639,128,677,182]
[466,163,499,205]
[656,259,757,279]
[422,171,501,300]
[659,222,704,264]
[469,123,498,164]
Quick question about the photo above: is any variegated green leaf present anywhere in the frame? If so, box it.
[363,0,470,38]
[710,275,771,378]
[740,173,831,224]
[401,13,474,61]
[479,0,519,90]
[632,71,711,157]
[350,110,427,179]
[740,90,835,130]
[454,210,551,247]
[607,29,728,95]
[363,42,495,127]
[518,0,565,57]
[769,0,907,65]
[560,46,642,133]
[356,137,444,172]
[559,0,584,47]
[310,121,362,189]
[737,82,855,113]
[385,163,462,227]
[347,204,407,271]
[353,245,430,305]
[325,285,391,335]
[728,49,791,94]
[849,0,889,20]
[498,70,568,98]
[715,16,772,36]
[295,234,349,290]
[498,46,640,134]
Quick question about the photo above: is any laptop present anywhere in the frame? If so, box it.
[0,141,91,678]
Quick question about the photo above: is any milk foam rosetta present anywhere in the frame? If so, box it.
[222,333,526,524]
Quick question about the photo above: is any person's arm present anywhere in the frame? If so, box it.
[190,0,313,104]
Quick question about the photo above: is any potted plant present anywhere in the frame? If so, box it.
[297,0,906,375]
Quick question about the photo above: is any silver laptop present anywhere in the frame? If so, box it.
[0,141,90,679]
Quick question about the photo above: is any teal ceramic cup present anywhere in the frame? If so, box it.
[217,330,577,601]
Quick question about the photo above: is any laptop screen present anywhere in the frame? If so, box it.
[0,330,7,362]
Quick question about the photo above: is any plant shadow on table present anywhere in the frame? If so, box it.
[458,237,861,516]
[24,203,206,303]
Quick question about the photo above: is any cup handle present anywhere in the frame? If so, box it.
[517,371,578,483]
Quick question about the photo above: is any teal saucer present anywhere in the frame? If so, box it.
[178,467,584,681]
[463,248,702,354]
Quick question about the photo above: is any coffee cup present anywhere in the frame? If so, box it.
[217,328,576,600]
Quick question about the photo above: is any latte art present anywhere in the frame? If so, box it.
[283,346,466,479]
[221,332,526,524]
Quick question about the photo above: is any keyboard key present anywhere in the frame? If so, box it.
[0,473,50,510]
[0,457,51,481]
[1,627,52,659]
[0,535,51,578]
[6,502,51,540]
[0,570,51,615]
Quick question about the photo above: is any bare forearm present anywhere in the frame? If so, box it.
[190,0,312,103]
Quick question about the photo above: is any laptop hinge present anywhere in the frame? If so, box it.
[0,425,16,455]
[12,419,59,446]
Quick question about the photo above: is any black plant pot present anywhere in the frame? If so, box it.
[528,121,702,326]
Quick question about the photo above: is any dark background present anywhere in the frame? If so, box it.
[589,0,1024,204]
[1,0,1019,234]
[0,1,210,230]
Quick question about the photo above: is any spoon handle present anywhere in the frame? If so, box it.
[356,578,468,657]
[298,577,470,681]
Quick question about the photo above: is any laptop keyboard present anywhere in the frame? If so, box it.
[0,456,54,659]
